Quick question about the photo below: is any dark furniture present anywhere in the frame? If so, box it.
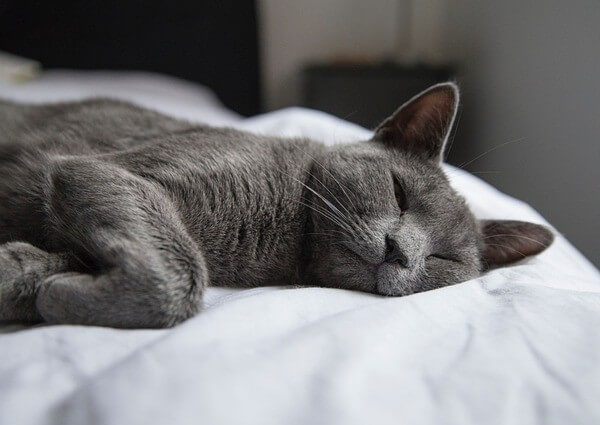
[0,0,261,116]
[303,63,453,129]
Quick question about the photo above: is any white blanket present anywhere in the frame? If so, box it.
[1,72,599,425]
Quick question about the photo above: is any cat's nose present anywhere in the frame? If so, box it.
[384,236,409,268]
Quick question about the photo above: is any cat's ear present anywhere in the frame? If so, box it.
[373,82,459,162]
[479,220,554,268]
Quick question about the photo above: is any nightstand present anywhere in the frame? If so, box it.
[302,63,454,129]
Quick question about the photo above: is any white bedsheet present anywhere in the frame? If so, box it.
[1,71,599,425]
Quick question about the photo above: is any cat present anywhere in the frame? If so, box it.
[0,83,554,328]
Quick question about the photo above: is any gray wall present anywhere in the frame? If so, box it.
[444,0,599,265]
[258,0,401,110]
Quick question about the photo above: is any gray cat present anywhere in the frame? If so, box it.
[0,83,553,328]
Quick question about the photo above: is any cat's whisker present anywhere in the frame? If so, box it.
[280,168,354,229]
[309,230,355,245]
[293,145,358,212]
[272,165,350,225]
[297,182,351,225]
[469,170,502,175]
[293,199,353,232]
[483,234,551,247]
[302,229,348,238]
[340,110,358,122]
[444,105,463,160]
[304,169,352,217]
[485,243,527,259]
[294,198,342,225]
[459,137,526,169]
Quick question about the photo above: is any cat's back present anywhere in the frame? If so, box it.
[0,97,200,156]
[0,97,220,245]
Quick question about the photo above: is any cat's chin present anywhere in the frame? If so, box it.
[374,262,420,296]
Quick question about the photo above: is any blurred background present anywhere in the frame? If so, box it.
[260,0,599,265]
[0,0,598,264]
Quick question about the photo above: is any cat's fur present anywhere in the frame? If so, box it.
[0,83,554,328]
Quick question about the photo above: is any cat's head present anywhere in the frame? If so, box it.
[303,82,554,295]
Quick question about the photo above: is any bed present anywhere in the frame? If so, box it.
[0,70,599,425]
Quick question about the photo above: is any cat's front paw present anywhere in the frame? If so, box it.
[0,242,67,322]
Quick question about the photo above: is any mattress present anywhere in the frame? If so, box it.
[0,71,599,425]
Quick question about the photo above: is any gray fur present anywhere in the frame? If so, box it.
[0,83,553,328]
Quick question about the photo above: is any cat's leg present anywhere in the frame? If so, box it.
[36,158,207,328]
[0,242,70,322]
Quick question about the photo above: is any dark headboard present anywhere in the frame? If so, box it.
[0,1,261,116]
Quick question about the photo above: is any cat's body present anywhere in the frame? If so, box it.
[1,98,318,288]
[0,84,554,328]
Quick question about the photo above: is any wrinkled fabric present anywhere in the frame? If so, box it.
[1,71,598,425]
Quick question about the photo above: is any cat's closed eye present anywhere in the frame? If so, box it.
[393,176,408,213]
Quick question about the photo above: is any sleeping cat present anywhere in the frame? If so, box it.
[0,83,553,328]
